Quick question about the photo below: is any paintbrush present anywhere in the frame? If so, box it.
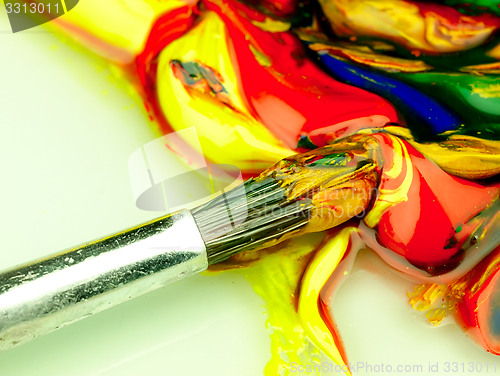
[0,140,379,353]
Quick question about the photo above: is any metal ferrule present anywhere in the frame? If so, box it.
[0,209,207,352]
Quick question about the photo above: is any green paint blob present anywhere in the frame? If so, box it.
[393,72,500,139]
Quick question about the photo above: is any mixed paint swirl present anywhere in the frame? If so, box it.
[44,0,500,374]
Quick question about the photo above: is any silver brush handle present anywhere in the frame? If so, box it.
[0,209,207,353]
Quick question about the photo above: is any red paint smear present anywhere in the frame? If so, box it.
[451,244,500,354]
[239,0,299,17]
[376,138,500,267]
[136,6,197,90]
[319,298,350,368]
[202,0,399,149]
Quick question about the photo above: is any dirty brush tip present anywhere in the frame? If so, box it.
[193,142,380,264]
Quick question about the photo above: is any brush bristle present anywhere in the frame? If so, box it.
[191,177,313,265]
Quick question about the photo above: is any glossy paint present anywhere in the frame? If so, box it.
[319,0,500,55]
[202,0,399,148]
[308,47,462,135]
[28,0,500,374]
[156,11,294,173]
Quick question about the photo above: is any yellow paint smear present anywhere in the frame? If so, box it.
[156,11,294,173]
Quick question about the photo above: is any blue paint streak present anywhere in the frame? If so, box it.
[315,51,462,134]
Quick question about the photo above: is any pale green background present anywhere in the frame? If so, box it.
[0,3,499,375]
